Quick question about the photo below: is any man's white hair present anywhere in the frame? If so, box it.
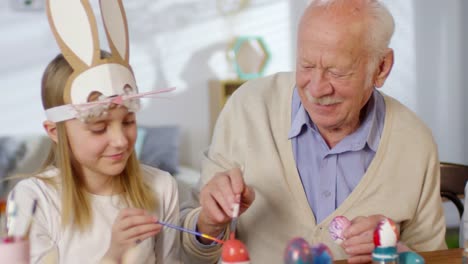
[308,0,395,65]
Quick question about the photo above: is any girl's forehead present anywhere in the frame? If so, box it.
[85,106,134,124]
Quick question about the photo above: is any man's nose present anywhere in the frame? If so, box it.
[306,70,333,98]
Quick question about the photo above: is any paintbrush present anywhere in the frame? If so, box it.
[0,199,7,238]
[156,220,224,244]
[23,199,38,240]
[230,165,244,239]
[6,190,17,237]
[230,197,240,239]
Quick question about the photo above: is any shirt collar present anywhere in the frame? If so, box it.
[288,88,311,139]
[338,90,379,153]
[363,91,381,152]
[288,88,382,153]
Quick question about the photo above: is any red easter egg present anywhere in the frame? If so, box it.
[221,239,250,262]
[373,218,399,247]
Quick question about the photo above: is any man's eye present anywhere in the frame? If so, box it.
[329,71,347,78]
[123,120,135,126]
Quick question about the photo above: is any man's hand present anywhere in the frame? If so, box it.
[342,214,386,264]
[197,167,255,244]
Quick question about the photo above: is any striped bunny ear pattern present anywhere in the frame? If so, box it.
[46,0,136,105]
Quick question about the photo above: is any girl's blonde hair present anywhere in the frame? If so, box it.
[40,53,156,231]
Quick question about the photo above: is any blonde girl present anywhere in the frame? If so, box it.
[7,0,180,263]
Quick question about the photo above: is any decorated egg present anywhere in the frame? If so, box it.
[221,239,250,264]
[310,243,333,264]
[328,216,351,245]
[373,218,399,247]
[284,237,313,264]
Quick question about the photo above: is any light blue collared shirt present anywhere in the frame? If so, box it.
[288,88,386,223]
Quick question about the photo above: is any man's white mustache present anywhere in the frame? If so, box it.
[306,92,344,105]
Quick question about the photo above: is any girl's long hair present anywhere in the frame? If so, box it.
[40,53,156,231]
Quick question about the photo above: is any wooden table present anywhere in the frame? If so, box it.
[334,248,463,264]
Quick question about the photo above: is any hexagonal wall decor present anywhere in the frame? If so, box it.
[229,36,271,80]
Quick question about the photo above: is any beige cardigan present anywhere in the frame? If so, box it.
[181,72,447,263]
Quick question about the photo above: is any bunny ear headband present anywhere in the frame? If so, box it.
[45,0,174,123]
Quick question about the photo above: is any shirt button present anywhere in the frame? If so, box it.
[322,191,331,197]
[314,229,321,236]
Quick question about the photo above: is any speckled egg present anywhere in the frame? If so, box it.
[310,243,333,264]
[284,237,313,264]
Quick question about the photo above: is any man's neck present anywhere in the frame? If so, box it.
[317,121,360,148]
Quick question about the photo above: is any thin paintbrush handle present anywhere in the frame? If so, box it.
[156,221,224,244]
[23,199,38,239]
[230,202,240,238]
[6,191,17,237]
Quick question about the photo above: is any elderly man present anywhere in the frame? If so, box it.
[181,0,447,263]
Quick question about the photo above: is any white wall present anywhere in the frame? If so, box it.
[0,3,56,136]
[412,0,467,166]
[0,0,293,169]
[130,0,293,168]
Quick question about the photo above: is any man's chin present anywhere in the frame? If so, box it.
[312,117,343,132]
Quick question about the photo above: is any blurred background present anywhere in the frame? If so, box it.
[0,0,466,247]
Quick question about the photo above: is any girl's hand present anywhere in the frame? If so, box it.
[103,208,162,262]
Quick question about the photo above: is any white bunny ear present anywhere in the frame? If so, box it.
[100,0,129,63]
[46,0,100,70]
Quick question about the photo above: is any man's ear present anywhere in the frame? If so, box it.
[43,121,58,143]
[373,48,394,88]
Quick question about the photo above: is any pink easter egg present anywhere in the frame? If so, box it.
[328,216,351,245]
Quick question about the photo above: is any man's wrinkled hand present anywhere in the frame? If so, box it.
[342,214,387,264]
[197,168,255,244]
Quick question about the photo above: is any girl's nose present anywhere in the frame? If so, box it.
[109,125,128,148]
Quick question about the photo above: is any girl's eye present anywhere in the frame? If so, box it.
[88,123,107,134]
[90,127,106,134]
